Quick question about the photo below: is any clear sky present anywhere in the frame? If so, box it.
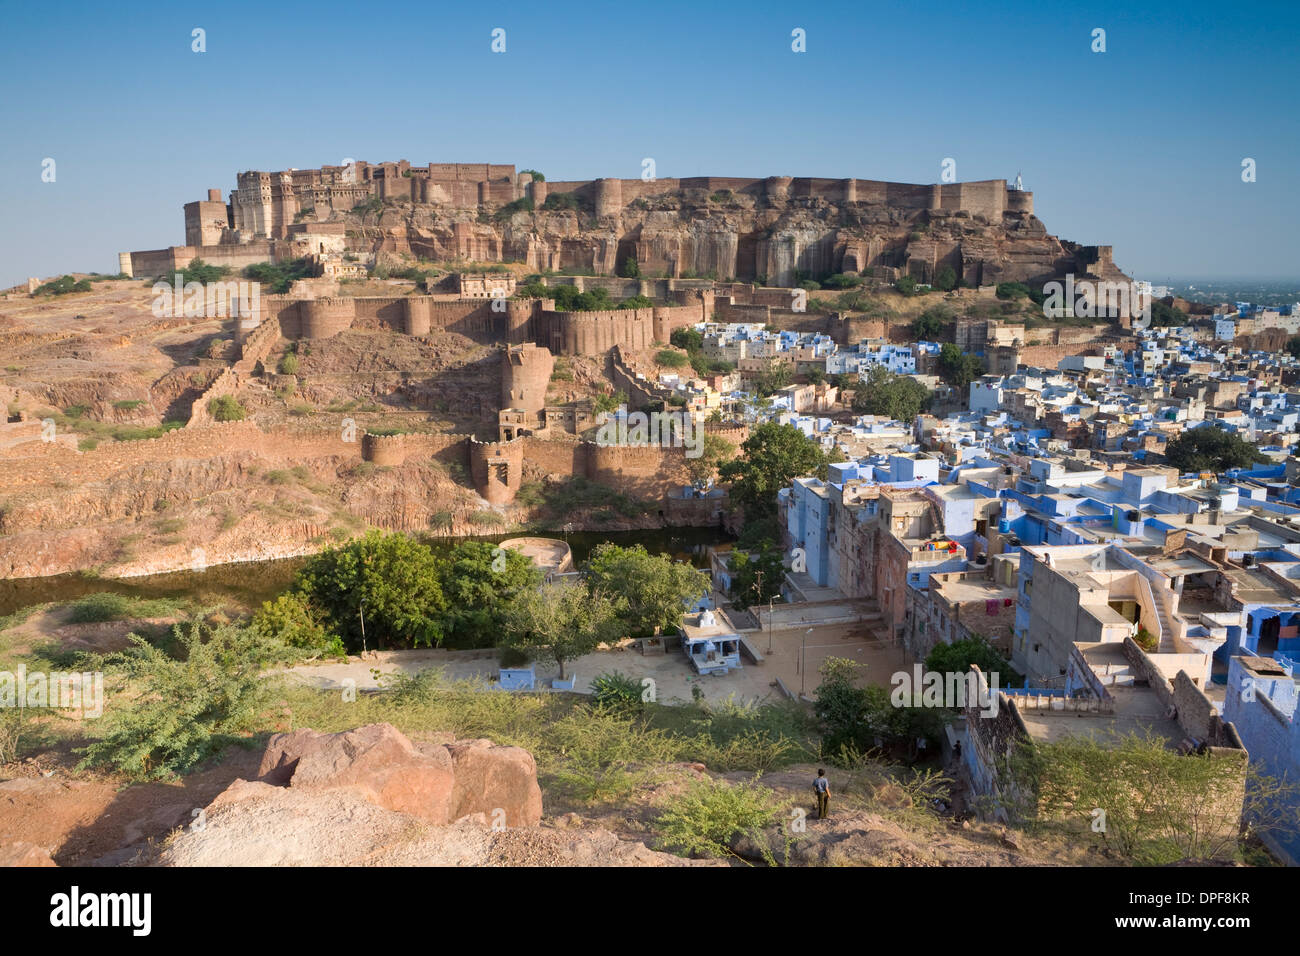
[1,0,1295,289]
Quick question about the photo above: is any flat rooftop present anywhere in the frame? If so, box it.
[931,574,1017,605]
[1015,685,1182,747]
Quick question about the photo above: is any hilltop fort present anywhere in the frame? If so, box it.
[121,160,1131,293]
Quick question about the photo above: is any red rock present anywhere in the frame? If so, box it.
[259,724,455,823]
[446,738,543,828]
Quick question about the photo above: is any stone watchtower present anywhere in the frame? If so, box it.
[501,343,553,416]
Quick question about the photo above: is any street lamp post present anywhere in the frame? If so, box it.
[767,595,774,655]
[800,626,813,697]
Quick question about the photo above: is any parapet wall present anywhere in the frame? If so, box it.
[537,176,1024,221]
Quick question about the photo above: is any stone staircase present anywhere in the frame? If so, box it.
[1154,599,1175,654]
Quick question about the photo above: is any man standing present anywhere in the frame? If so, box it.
[814,768,830,820]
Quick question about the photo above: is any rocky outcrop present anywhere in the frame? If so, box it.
[256,723,542,827]
[349,181,1126,291]
[157,783,716,867]
[154,723,709,867]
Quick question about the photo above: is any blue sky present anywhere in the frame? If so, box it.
[1,0,1295,288]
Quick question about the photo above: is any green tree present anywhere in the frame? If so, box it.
[242,258,315,294]
[911,304,954,340]
[670,327,704,353]
[894,275,918,296]
[996,281,1031,300]
[585,543,707,638]
[1164,427,1268,473]
[851,365,931,423]
[501,580,619,679]
[686,431,736,486]
[619,256,641,278]
[752,358,793,397]
[718,422,831,524]
[250,591,342,658]
[924,634,1017,687]
[933,265,957,292]
[593,390,628,414]
[439,541,543,648]
[728,544,785,611]
[1151,299,1188,327]
[1286,336,1300,359]
[295,530,447,650]
[937,342,986,393]
[814,657,947,758]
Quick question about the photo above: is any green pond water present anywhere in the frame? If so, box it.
[0,526,732,618]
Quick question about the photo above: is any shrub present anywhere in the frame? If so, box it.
[996,281,1031,300]
[894,276,917,296]
[822,273,862,289]
[278,353,299,375]
[112,399,145,411]
[242,258,315,294]
[207,395,246,422]
[494,196,534,221]
[541,192,582,212]
[0,709,27,764]
[160,258,229,286]
[76,620,283,780]
[251,592,343,658]
[590,670,646,716]
[33,275,93,296]
[656,349,688,368]
[654,777,790,865]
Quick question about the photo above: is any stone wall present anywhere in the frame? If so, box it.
[235,316,282,373]
[186,368,241,427]
[0,421,362,494]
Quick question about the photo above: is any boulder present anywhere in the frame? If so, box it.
[255,724,542,827]
[259,723,455,823]
[446,738,543,828]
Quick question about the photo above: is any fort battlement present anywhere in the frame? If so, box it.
[147,162,1034,251]
[119,164,1084,293]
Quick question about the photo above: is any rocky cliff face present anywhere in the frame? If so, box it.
[350,183,1127,290]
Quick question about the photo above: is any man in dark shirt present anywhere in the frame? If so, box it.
[814,768,830,820]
